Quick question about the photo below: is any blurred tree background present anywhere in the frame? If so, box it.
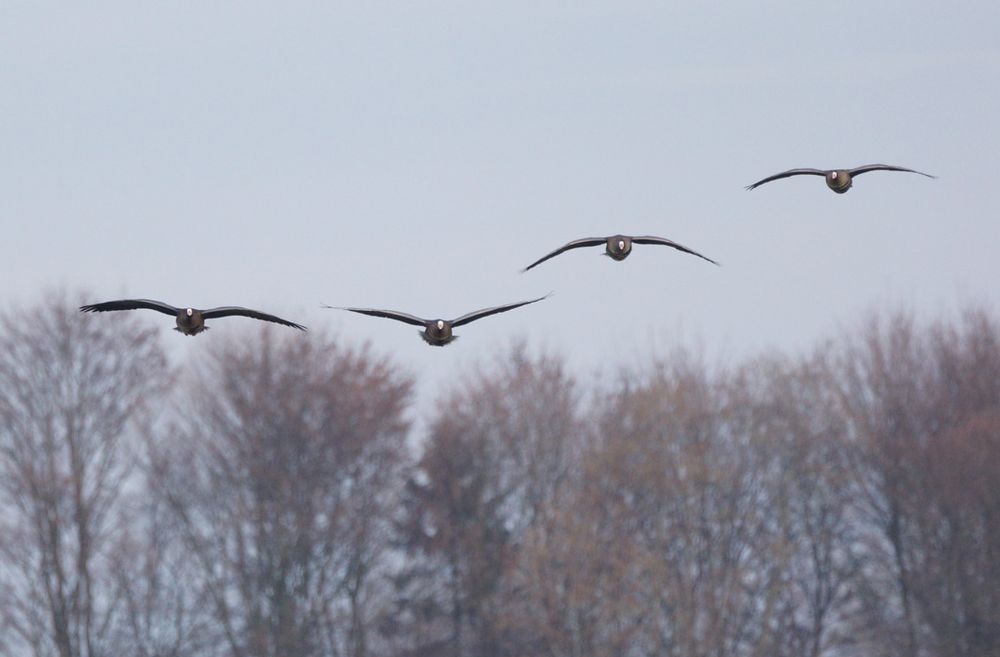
[1,294,998,657]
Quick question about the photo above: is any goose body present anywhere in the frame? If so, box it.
[79,299,306,335]
[606,236,632,261]
[327,295,549,346]
[422,319,456,346]
[825,169,853,193]
[745,164,935,193]
[522,234,718,272]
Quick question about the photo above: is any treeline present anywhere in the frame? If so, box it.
[1,293,998,657]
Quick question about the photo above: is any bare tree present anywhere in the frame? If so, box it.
[6,291,996,657]
[834,308,1000,657]
[833,310,931,657]
[744,353,863,657]
[152,329,412,657]
[388,344,580,657]
[905,410,1000,657]
[896,310,1000,657]
[513,451,649,657]
[511,350,790,657]
[0,291,168,657]
[107,475,217,657]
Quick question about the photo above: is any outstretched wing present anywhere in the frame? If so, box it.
[848,164,936,178]
[452,294,550,328]
[521,237,607,272]
[631,236,720,266]
[201,306,306,330]
[327,306,427,327]
[745,168,827,190]
[79,298,180,316]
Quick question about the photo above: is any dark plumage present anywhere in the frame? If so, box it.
[521,234,718,272]
[326,295,549,346]
[79,298,306,335]
[745,164,935,193]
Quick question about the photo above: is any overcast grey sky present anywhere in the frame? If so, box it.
[3,2,999,398]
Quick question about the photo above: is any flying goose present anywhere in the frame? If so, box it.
[745,164,935,193]
[521,235,718,272]
[326,295,549,346]
[79,298,306,335]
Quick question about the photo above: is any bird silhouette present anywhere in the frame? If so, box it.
[79,298,306,335]
[522,234,718,272]
[327,295,550,346]
[745,164,935,193]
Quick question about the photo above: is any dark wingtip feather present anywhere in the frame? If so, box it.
[322,304,362,313]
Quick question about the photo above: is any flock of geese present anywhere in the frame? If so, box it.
[80,164,934,346]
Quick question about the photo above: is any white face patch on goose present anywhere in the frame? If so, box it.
[186,308,193,316]
[617,240,625,250]
[436,320,445,330]
[831,171,838,179]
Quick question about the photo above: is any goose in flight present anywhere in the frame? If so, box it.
[745,164,935,193]
[79,298,306,335]
[522,234,718,272]
[326,295,549,346]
